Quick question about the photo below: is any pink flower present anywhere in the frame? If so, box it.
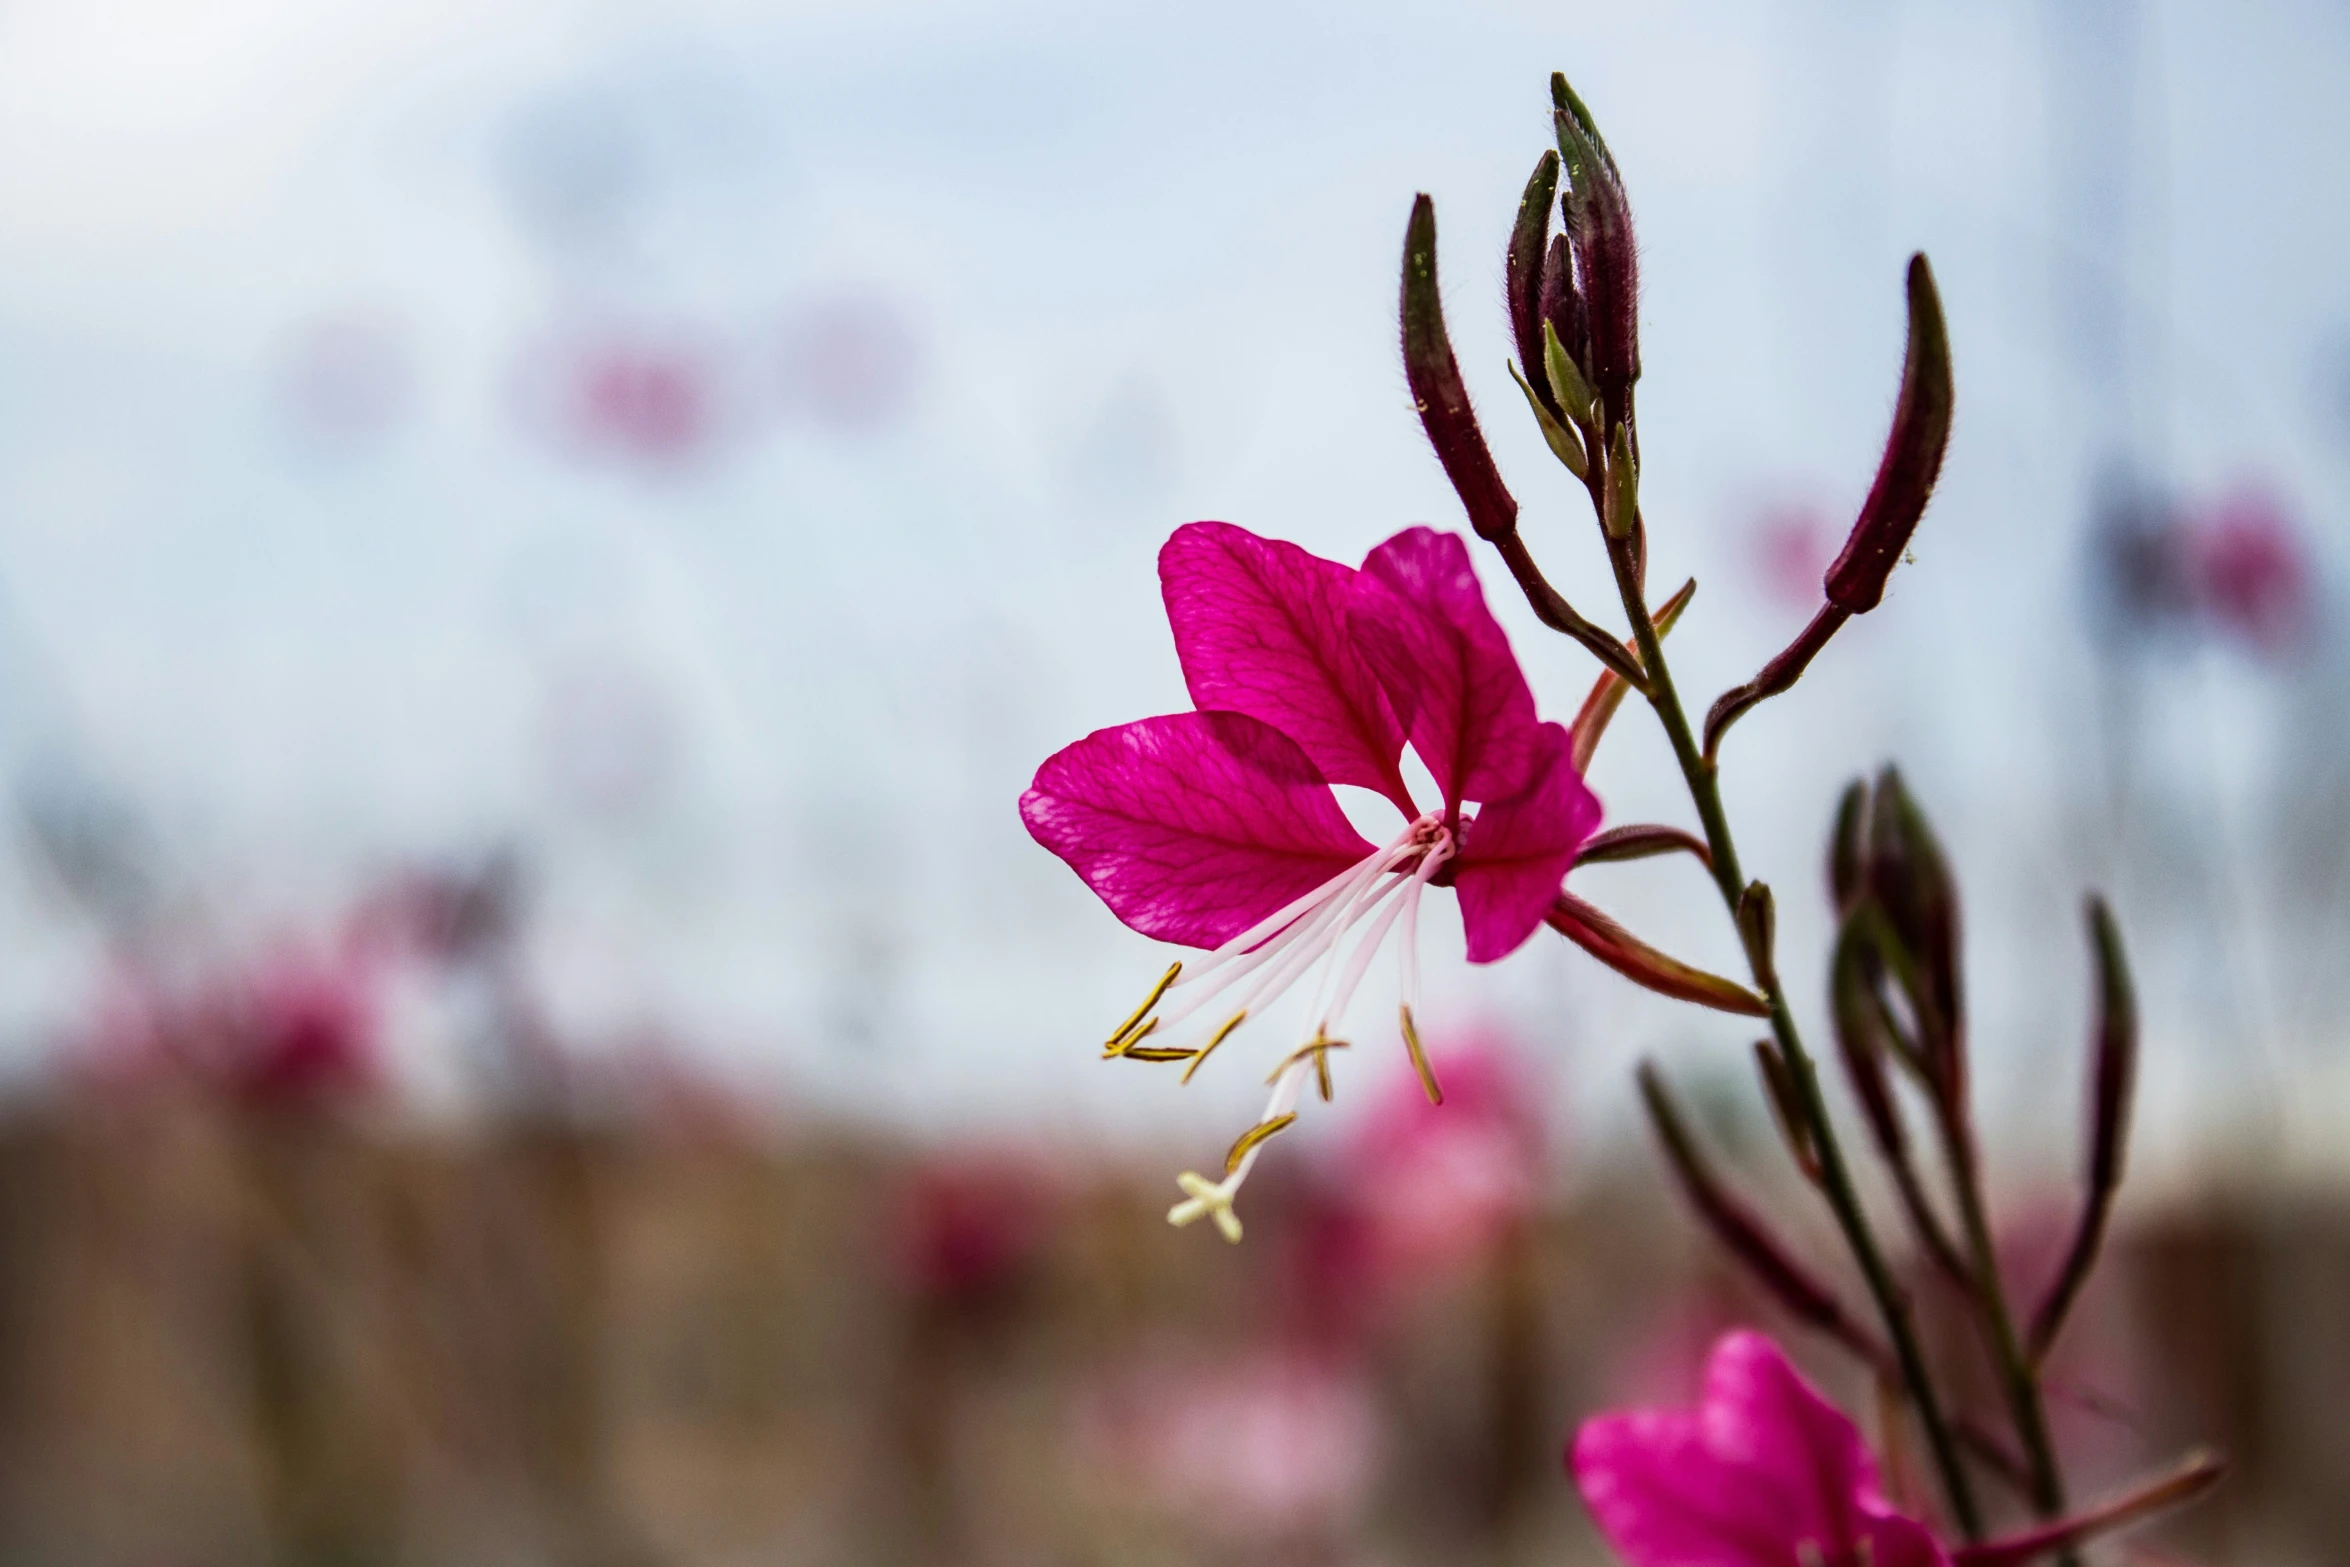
[1022,522,1599,1237]
[1572,1330,1948,1567]
[1343,1033,1547,1277]
[2184,483,2313,655]
[1076,1345,1381,1536]
[888,1155,1052,1306]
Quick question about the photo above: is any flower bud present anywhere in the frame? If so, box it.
[1865,767,1963,1080]
[2082,895,2138,1203]
[2028,896,2139,1360]
[1506,151,1561,416]
[1603,422,1638,539]
[1401,194,1519,542]
[1735,881,1777,993]
[1830,916,1904,1154]
[1550,75,1638,423]
[1538,234,1591,401]
[1833,910,1970,1289]
[1546,893,1767,1017]
[1828,778,1869,915]
[1824,255,1953,613]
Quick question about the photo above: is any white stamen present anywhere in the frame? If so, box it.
[1171,822,1422,991]
[1289,863,1414,1031]
[1155,837,1413,1035]
[1397,837,1450,1018]
[1318,874,1418,1033]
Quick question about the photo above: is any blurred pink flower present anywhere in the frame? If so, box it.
[519,324,731,470]
[1573,1330,1949,1567]
[80,941,382,1112]
[2183,483,2313,655]
[1342,1033,1547,1279]
[1749,502,1836,612]
[1022,523,1598,1235]
[1080,1346,1380,1537]
[571,344,710,462]
[234,949,381,1108]
[888,1155,1051,1305]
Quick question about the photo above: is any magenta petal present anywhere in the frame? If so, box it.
[1161,522,1414,813]
[1453,723,1601,963]
[1697,1332,1890,1547]
[1348,526,1542,809]
[1571,1331,1952,1567]
[1019,710,1377,949]
[1573,1407,1798,1567]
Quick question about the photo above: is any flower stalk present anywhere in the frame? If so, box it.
[1598,482,1988,1541]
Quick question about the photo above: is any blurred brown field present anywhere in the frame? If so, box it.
[0,1083,2334,1567]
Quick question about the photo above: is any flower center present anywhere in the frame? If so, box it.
[1100,814,1458,1240]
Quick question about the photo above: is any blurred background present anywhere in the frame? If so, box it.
[0,0,2341,1561]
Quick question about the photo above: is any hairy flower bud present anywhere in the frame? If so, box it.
[1550,75,1638,422]
[1401,194,1519,542]
[1507,151,1561,416]
[1824,254,1953,613]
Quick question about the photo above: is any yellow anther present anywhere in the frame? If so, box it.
[1268,1034,1350,1102]
[1103,1017,1158,1059]
[1105,961,1182,1052]
[1168,1170,1243,1243]
[1117,1045,1197,1063]
[1179,1010,1248,1084]
[1400,1004,1444,1105]
[1223,1112,1297,1175]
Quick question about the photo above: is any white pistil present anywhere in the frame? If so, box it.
[1142,815,1458,1242]
[1167,1055,1312,1243]
[1167,1170,1244,1242]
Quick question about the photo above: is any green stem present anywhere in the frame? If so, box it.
[1597,530,1987,1542]
[1940,1104,2072,1551]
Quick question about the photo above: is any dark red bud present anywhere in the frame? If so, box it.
[1830,917,1906,1156]
[1866,767,1963,1077]
[1735,881,1778,993]
[1832,910,1972,1287]
[1825,254,1953,613]
[1507,152,1561,414]
[1546,892,1768,1017]
[1567,164,1637,414]
[1549,80,1638,423]
[2029,896,2139,1360]
[1828,778,1869,915]
[1538,233,1590,391]
[2083,895,2138,1200]
[1401,194,1519,542]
